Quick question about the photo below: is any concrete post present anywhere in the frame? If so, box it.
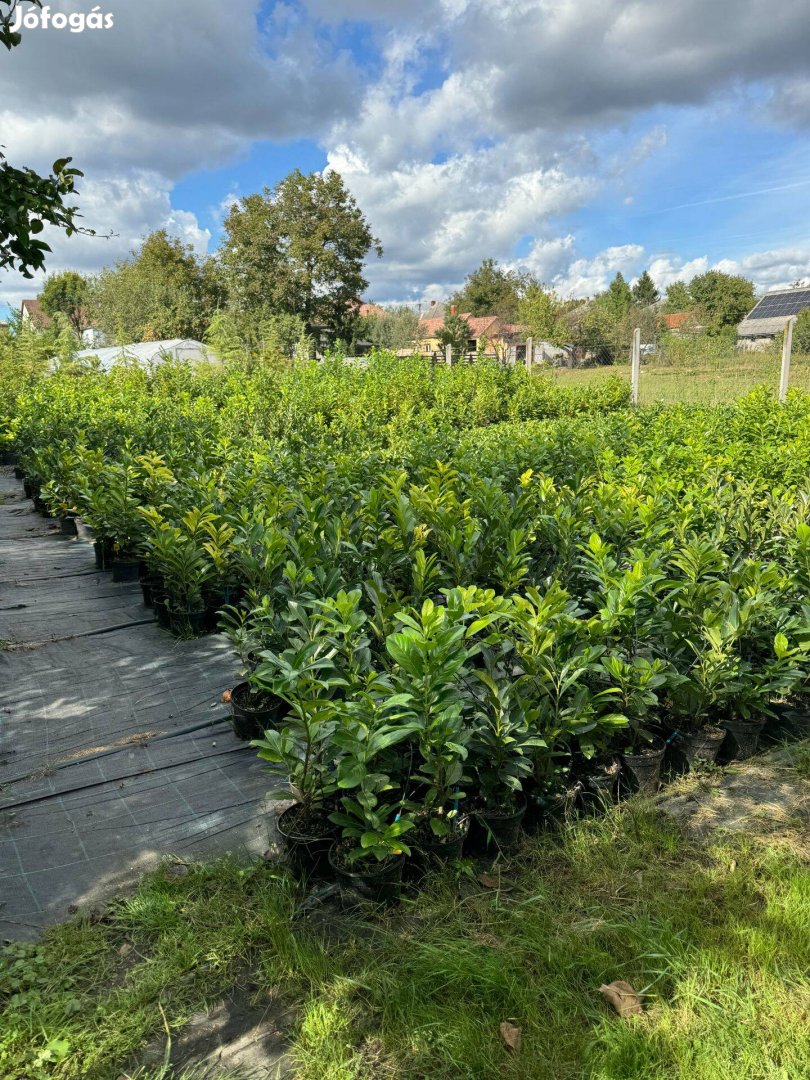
[631,327,641,406]
[445,343,452,367]
[525,337,533,374]
[779,316,796,403]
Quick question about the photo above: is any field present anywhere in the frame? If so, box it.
[2,351,810,1078]
[547,349,810,405]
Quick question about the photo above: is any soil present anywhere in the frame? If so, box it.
[135,978,295,1079]
[657,740,810,838]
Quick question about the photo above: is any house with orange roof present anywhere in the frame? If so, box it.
[416,307,527,358]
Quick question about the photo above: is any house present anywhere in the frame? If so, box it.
[72,339,220,373]
[416,308,527,359]
[20,299,52,330]
[737,287,810,347]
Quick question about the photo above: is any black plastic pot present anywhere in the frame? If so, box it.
[466,797,526,854]
[720,718,765,762]
[23,479,35,499]
[153,598,172,631]
[140,578,159,608]
[112,558,141,583]
[33,495,51,517]
[328,842,404,903]
[677,726,726,767]
[167,607,207,637]
[585,765,620,807]
[229,681,285,740]
[414,816,470,865]
[13,467,24,480]
[277,805,337,880]
[59,515,78,537]
[621,740,666,795]
[0,450,16,466]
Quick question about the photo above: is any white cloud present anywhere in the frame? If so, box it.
[713,247,810,291]
[0,172,211,313]
[551,244,644,298]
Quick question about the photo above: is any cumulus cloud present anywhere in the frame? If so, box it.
[1,172,211,313]
[2,0,809,312]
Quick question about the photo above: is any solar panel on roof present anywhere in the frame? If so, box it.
[747,289,810,320]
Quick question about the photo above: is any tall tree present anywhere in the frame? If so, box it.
[360,306,420,352]
[39,270,89,334]
[88,230,223,342]
[663,280,692,312]
[604,272,633,319]
[688,270,755,334]
[451,258,524,321]
[517,282,568,345]
[221,169,381,339]
[632,270,660,305]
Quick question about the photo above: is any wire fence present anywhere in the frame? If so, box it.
[530,322,807,407]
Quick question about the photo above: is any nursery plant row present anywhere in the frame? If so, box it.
[3,356,810,892]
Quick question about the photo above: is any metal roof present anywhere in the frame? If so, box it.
[73,339,219,372]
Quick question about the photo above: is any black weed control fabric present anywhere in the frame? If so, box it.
[0,469,272,940]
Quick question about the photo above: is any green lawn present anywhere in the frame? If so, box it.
[2,747,809,1080]
[542,353,810,406]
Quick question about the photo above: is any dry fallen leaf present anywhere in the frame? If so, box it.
[222,688,232,703]
[499,1021,522,1052]
[118,942,133,958]
[477,872,501,889]
[599,980,643,1017]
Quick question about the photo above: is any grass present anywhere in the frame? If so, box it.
[1,761,809,1080]
[544,351,810,406]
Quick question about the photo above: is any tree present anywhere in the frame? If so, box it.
[40,270,88,334]
[221,169,381,339]
[688,270,755,335]
[0,152,95,279]
[632,270,660,305]
[518,282,568,345]
[663,280,692,312]
[360,306,420,353]
[451,259,524,321]
[604,272,633,320]
[88,230,223,342]
[436,312,470,357]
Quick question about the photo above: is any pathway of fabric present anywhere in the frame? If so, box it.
[0,468,271,940]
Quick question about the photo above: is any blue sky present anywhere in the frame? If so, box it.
[1,0,809,315]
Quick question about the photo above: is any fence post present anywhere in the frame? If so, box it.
[779,316,796,403]
[445,343,452,367]
[630,327,641,406]
[525,337,533,374]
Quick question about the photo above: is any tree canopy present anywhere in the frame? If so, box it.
[451,258,525,321]
[221,169,381,340]
[437,312,471,356]
[40,270,89,334]
[688,270,755,334]
[517,283,568,346]
[87,230,223,343]
[632,270,660,305]
[359,306,420,353]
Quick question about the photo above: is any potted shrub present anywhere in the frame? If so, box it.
[466,671,546,852]
[219,607,286,739]
[327,687,417,901]
[251,640,345,877]
[386,601,472,862]
[598,653,672,794]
